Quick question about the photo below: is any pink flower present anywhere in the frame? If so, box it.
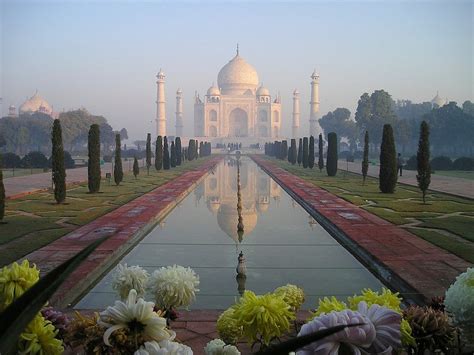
[297,309,375,355]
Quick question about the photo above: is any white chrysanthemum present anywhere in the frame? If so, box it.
[112,263,149,300]
[99,289,175,346]
[204,339,240,355]
[149,265,200,309]
[134,340,193,355]
[445,267,474,323]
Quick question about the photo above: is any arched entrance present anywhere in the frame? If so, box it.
[229,108,248,137]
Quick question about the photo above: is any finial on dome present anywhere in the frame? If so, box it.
[236,43,239,56]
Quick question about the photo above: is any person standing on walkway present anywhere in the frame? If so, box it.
[397,153,404,177]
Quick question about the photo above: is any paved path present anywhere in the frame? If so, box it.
[339,160,474,199]
[21,157,221,307]
[253,155,471,304]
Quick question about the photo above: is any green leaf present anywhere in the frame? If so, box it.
[0,236,108,355]
[254,323,363,355]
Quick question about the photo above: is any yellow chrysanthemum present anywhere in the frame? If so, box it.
[216,307,243,344]
[0,259,39,310]
[273,284,305,312]
[232,291,295,345]
[311,296,347,318]
[18,315,64,355]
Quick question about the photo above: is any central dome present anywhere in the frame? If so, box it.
[217,54,259,95]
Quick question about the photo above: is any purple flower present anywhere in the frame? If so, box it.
[297,309,375,355]
[41,306,70,339]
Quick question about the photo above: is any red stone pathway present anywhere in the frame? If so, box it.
[22,157,221,307]
[251,155,472,304]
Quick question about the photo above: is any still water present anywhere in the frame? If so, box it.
[76,156,382,309]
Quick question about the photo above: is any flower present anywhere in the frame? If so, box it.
[99,289,175,346]
[357,301,402,353]
[312,296,348,317]
[149,265,200,309]
[113,263,149,300]
[134,340,193,354]
[444,267,474,324]
[17,315,64,355]
[0,259,39,310]
[42,307,70,340]
[204,339,241,355]
[297,309,375,355]
[216,307,243,344]
[232,291,295,345]
[273,284,305,312]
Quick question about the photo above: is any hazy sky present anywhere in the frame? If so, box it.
[1,0,472,140]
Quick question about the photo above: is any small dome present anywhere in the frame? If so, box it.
[177,88,182,95]
[431,92,447,107]
[207,84,221,96]
[19,91,52,115]
[293,89,299,95]
[257,85,270,97]
[217,53,259,95]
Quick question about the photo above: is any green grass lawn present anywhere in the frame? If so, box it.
[2,168,47,178]
[431,170,474,180]
[265,157,474,263]
[0,158,211,267]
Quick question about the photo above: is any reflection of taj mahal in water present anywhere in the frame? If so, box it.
[194,156,281,242]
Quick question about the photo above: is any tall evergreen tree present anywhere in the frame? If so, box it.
[175,137,182,165]
[170,141,176,167]
[163,136,170,170]
[297,138,303,166]
[379,124,397,193]
[52,119,66,203]
[188,140,195,160]
[195,140,199,159]
[199,141,204,158]
[303,137,309,168]
[318,134,324,172]
[290,139,297,164]
[416,121,431,203]
[362,130,369,185]
[87,124,101,193]
[155,136,163,170]
[114,133,123,185]
[146,133,152,175]
[309,136,315,169]
[281,140,288,161]
[133,156,139,178]
[0,154,5,222]
[326,132,338,176]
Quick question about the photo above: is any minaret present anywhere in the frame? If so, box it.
[309,69,322,137]
[292,89,300,138]
[156,69,166,137]
[175,88,184,137]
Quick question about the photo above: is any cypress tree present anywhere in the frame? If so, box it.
[114,133,123,185]
[175,137,182,165]
[318,134,324,172]
[199,141,204,158]
[281,140,288,160]
[326,132,338,176]
[87,124,101,193]
[0,154,5,223]
[155,136,163,170]
[52,119,66,203]
[297,138,303,166]
[379,124,397,193]
[362,130,369,185]
[163,136,170,170]
[290,139,297,164]
[417,121,431,203]
[170,141,176,167]
[309,136,315,169]
[133,156,139,178]
[188,140,195,161]
[146,133,152,175]
[195,140,199,159]
[303,137,309,168]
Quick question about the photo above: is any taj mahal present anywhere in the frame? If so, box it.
[155,47,323,142]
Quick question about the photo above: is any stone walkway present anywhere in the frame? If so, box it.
[252,155,471,304]
[21,157,221,307]
[339,160,474,199]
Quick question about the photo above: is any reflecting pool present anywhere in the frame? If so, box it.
[76,156,382,309]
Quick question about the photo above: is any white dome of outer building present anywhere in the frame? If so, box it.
[431,92,447,107]
[19,91,53,115]
[256,85,270,97]
[217,50,259,95]
[207,85,221,96]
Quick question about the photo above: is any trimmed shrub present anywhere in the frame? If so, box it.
[297,138,303,165]
[52,119,66,203]
[302,137,309,168]
[290,139,297,165]
[430,156,453,171]
[281,140,288,160]
[133,156,139,178]
[188,140,195,161]
[170,141,176,167]
[146,133,152,174]
[318,134,324,172]
[326,132,338,176]
[64,151,75,169]
[1,152,21,169]
[309,136,315,168]
[175,137,182,165]
[87,124,101,193]
[416,120,431,203]
[114,133,123,185]
[404,155,417,170]
[163,136,170,170]
[155,136,163,170]
[21,151,48,168]
[379,124,397,193]
[453,157,474,171]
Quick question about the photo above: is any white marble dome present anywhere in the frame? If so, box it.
[217,54,259,95]
[207,85,221,96]
[431,92,447,107]
[256,85,270,96]
[19,91,52,115]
